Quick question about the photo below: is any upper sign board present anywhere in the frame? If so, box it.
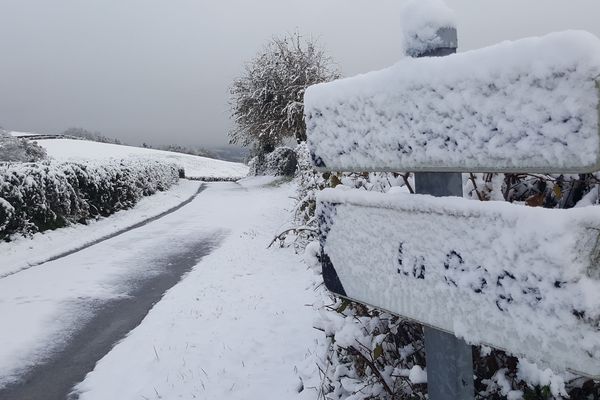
[305,31,600,173]
[318,188,600,378]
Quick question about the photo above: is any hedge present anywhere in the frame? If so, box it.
[0,159,181,240]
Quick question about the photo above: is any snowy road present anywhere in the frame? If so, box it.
[0,178,321,400]
[0,238,221,400]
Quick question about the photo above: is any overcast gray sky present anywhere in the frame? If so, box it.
[0,0,599,148]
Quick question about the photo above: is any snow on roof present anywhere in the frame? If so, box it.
[305,30,600,173]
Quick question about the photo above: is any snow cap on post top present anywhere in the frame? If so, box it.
[401,0,457,57]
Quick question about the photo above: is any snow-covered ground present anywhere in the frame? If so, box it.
[0,179,202,278]
[0,178,321,399]
[36,138,249,179]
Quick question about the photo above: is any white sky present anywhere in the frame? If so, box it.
[0,0,598,147]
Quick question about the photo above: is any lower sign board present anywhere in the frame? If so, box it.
[318,188,600,378]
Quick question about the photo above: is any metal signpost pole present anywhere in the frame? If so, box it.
[412,27,475,400]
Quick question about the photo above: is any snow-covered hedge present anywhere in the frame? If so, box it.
[305,30,600,173]
[0,159,180,240]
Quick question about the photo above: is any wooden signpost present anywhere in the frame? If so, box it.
[305,27,600,400]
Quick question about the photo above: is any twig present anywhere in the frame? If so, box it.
[468,173,484,201]
[343,344,394,396]
[267,226,318,248]
[402,173,414,194]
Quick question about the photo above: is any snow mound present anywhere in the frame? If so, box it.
[305,30,600,173]
[317,188,600,377]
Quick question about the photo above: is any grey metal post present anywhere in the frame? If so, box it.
[411,27,475,400]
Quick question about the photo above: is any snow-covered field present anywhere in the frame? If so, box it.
[36,138,248,179]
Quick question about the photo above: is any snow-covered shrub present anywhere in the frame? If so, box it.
[0,159,179,240]
[249,146,298,177]
[0,131,47,162]
[312,297,427,400]
[0,197,14,233]
[291,149,425,400]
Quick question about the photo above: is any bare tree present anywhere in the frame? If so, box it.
[228,32,339,154]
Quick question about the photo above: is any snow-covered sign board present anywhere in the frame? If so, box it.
[317,189,600,378]
[305,31,600,173]
[307,30,600,379]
